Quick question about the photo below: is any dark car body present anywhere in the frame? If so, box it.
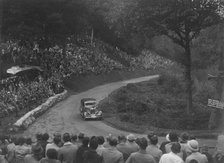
[80,98,102,120]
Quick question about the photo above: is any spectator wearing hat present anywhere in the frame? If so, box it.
[58,133,78,163]
[116,135,130,161]
[40,148,60,163]
[159,142,184,163]
[126,137,156,163]
[159,133,170,154]
[83,137,102,163]
[185,140,208,163]
[101,136,124,163]
[146,135,162,163]
[126,134,139,155]
[96,136,105,156]
[76,137,90,163]
[24,144,43,163]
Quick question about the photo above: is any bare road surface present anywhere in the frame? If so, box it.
[23,75,217,147]
[23,75,159,138]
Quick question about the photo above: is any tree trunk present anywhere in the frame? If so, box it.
[185,43,192,115]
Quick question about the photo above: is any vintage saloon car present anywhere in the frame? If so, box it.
[80,98,102,120]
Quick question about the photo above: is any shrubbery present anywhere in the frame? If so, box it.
[99,71,213,130]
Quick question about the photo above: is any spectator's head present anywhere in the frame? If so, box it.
[171,142,181,154]
[127,134,136,142]
[78,133,84,140]
[63,133,71,143]
[31,143,43,160]
[71,134,77,142]
[188,140,199,153]
[42,133,49,142]
[97,136,105,145]
[18,137,25,146]
[82,137,90,147]
[138,137,148,150]
[166,134,170,142]
[189,160,199,163]
[89,138,98,150]
[189,135,196,140]
[53,136,61,146]
[169,132,179,142]
[118,135,127,143]
[46,148,58,160]
[180,132,189,143]
[149,135,158,145]
[26,137,32,145]
[36,133,42,141]
[109,136,118,147]
[147,132,155,140]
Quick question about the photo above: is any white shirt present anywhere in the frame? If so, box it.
[159,152,184,163]
[45,143,60,155]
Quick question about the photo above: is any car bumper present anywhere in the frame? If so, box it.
[84,115,102,119]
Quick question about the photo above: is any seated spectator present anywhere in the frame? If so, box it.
[116,135,130,161]
[126,134,139,154]
[101,136,124,163]
[126,137,156,163]
[185,140,208,163]
[58,133,78,163]
[83,137,102,163]
[40,148,60,163]
[159,134,170,154]
[96,136,105,156]
[45,136,60,156]
[76,137,90,163]
[159,142,184,163]
[24,143,43,163]
[146,135,162,163]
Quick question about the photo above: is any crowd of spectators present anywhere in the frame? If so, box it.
[0,131,222,163]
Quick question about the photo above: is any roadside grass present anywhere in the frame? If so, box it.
[98,72,219,139]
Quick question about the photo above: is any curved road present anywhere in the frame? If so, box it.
[23,75,217,147]
[23,75,159,138]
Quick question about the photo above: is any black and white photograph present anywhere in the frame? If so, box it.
[0,0,224,163]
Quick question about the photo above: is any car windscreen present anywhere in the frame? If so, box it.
[84,102,96,106]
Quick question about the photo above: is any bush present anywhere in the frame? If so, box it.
[101,72,212,130]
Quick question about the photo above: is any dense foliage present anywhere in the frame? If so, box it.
[99,67,216,130]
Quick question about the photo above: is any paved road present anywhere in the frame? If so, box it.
[23,75,217,148]
[23,75,159,138]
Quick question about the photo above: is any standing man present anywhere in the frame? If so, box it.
[58,133,78,163]
[159,142,184,163]
[126,137,156,163]
[102,136,124,163]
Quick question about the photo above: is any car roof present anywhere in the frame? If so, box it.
[81,98,96,103]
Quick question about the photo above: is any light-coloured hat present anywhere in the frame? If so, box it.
[127,134,136,141]
[166,134,170,142]
[187,140,199,152]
